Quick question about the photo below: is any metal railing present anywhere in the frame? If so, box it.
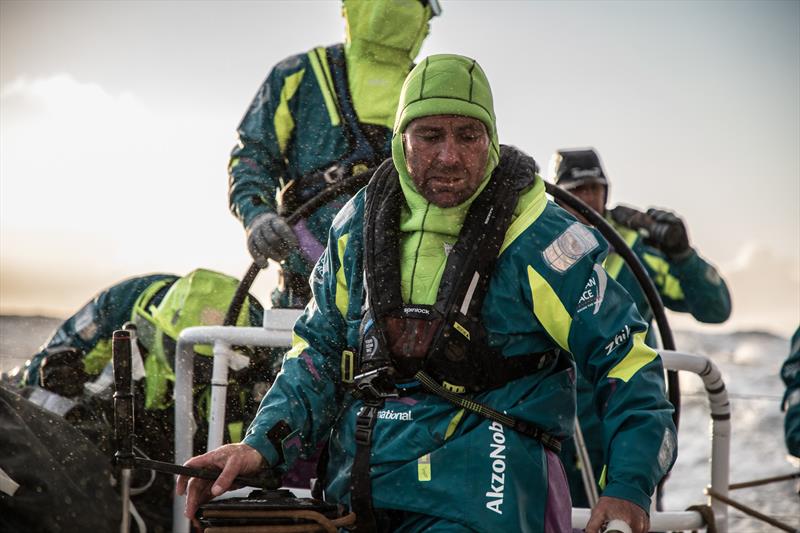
[172,309,302,533]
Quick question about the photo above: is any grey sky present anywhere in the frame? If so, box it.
[1,0,798,334]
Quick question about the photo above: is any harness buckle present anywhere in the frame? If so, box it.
[355,404,379,446]
[353,366,398,402]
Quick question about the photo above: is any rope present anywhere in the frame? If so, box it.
[706,487,799,532]
[202,509,356,533]
[729,471,800,490]
[681,391,783,402]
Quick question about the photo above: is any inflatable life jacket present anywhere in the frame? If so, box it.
[355,145,557,393]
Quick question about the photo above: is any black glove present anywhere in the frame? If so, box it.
[644,208,691,260]
[39,346,89,397]
[246,212,299,267]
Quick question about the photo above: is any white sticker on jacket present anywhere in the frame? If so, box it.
[543,222,599,273]
[331,197,356,232]
[657,427,677,474]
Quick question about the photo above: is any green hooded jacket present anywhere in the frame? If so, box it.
[228,0,431,286]
[244,54,676,531]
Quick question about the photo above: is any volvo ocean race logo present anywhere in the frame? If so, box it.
[577,264,607,315]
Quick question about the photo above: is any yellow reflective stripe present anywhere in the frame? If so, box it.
[144,349,175,410]
[83,338,112,375]
[603,253,624,279]
[284,332,310,360]
[603,226,639,279]
[526,265,572,352]
[335,234,350,318]
[130,278,173,323]
[341,350,355,383]
[274,68,306,154]
[642,253,685,300]
[598,465,608,490]
[444,408,465,440]
[307,48,341,126]
[417,453,431,481]
[453,321,470,340]
[607,331,657,382]
[228,421,243,443]
[499,179,547,255]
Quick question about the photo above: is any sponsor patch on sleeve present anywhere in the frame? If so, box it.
[657,427,677,474]
[543,222,599,273]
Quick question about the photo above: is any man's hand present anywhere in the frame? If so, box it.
[585,496,649,533]
[175,443,266,525]
[644,208,691,260]
[246,212,299,267]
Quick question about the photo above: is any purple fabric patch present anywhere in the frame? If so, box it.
[281,444,325,489]
[293,219,325,264]
[300,353,321,381]
[386,396,419,406]
[544,448,572,533]
[284,435,302,450]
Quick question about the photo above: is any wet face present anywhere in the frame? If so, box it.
[560,182,607,224]
[403,115,490,208]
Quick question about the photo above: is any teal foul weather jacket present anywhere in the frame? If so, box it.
[228,45,388,281]
[22,274,179,388]
[243,171,677,530]
[603,219,732,328]
[228,1,430,280]
[21,273,267,443]
[564,217,731,506]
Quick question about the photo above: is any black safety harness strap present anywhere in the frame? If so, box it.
[350,398,384,532]
[280,45,386,214]
[414,370,561,453]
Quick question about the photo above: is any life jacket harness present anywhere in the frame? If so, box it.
[278,44,389,216]
[348,146,561,532]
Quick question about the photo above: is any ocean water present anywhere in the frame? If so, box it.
[663,330,799,532]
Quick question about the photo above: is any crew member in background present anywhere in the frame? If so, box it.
[229,0,439,308]
[549,147,732,507]
[13,268,270,531]
[781,327,800,459]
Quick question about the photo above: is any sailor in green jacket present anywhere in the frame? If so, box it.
[229,0,438,308]
[549,148,732,507]
[781,327,800,458]
[15,269,269,530]
[179,55,676,533]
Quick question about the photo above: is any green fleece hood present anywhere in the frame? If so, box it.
[389,54,501,303]
[391,54,500,217]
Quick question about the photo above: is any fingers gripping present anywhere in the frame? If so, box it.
[246,212,299,264]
